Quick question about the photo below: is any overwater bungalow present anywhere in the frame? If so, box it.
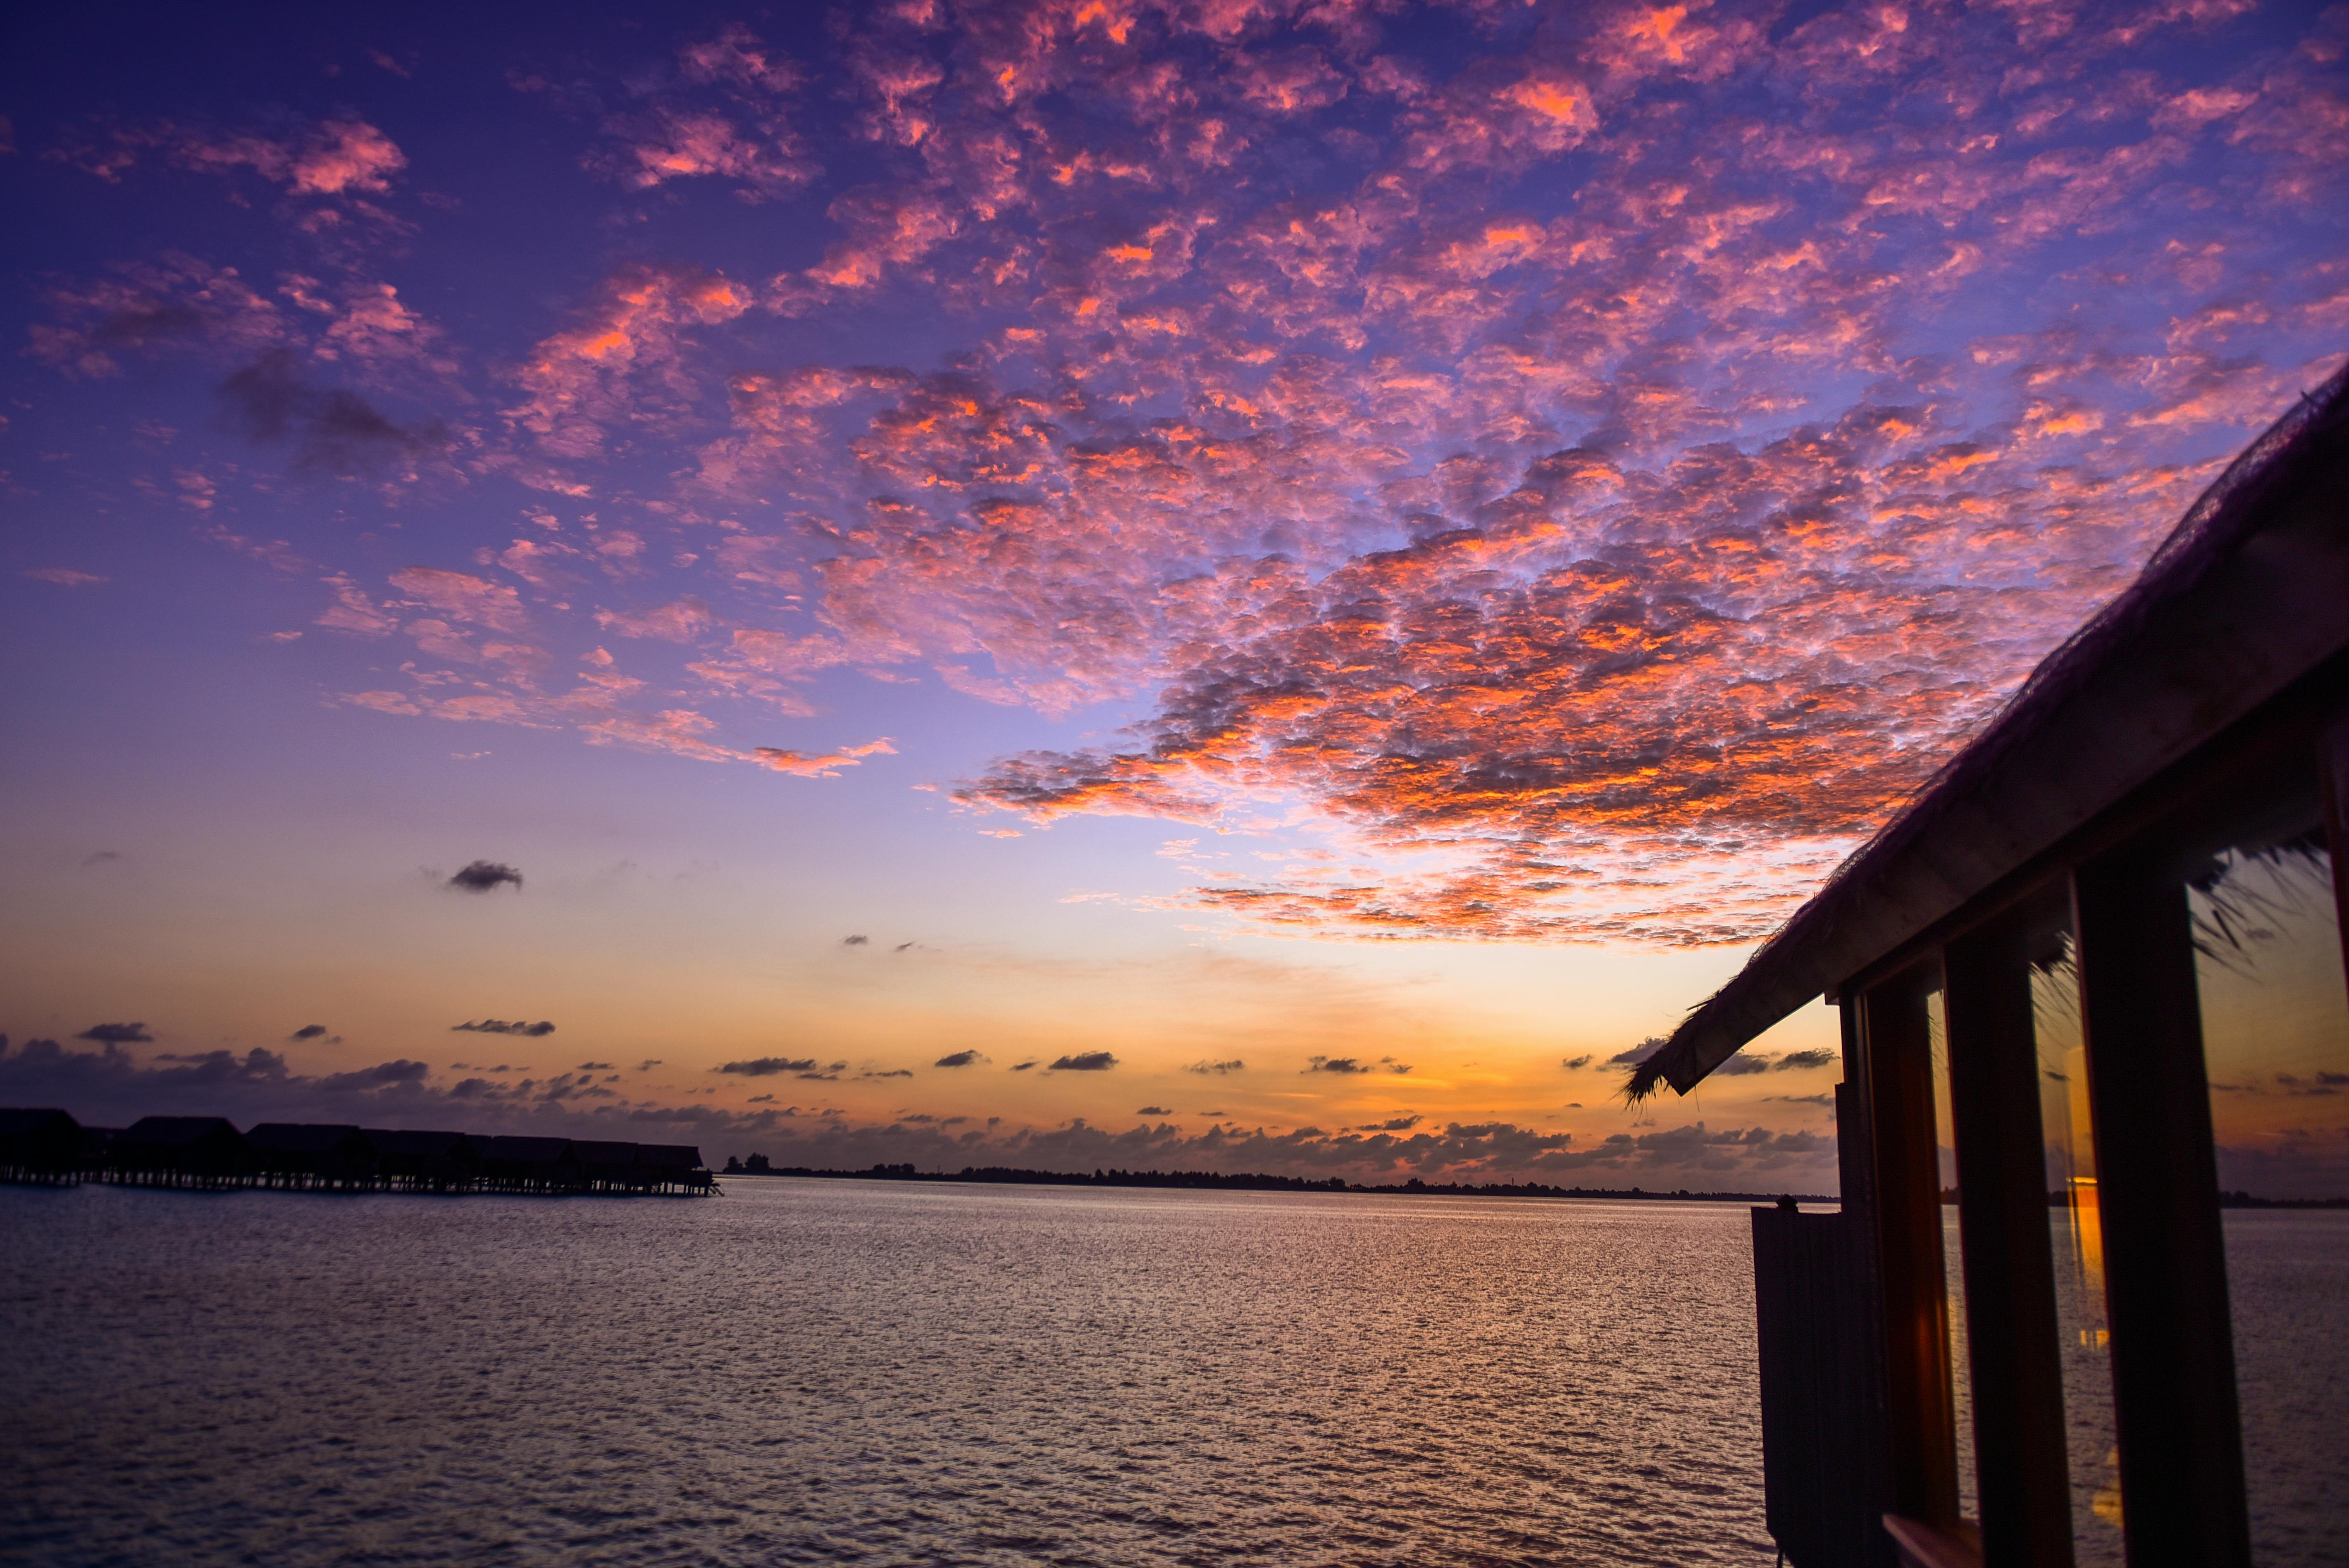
[1638,363,2349,1568]
[0,1112,713,1197]
[105,1115,252,1187]
[366,1127,480,1190]
[0,1107,84,1184]
[246,1123,376,1189]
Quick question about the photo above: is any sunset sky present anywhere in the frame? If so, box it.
[2,0,2342,1186]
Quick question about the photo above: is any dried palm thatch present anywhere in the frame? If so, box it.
[1627,357,2349,1102]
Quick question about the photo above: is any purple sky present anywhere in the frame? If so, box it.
[2,0,2342,1185]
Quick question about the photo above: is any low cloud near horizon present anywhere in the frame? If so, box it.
[0,1031,1848,1189]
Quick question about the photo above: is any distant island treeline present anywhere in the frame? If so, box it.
[725,1155,1838,1204]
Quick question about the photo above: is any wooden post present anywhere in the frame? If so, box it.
[2320,714,2349,984]
[1862,967,1960,1530]
[1943,915,2075,1567]
[2071,855,2251,1568]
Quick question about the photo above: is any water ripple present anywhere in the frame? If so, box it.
[2,1180,1776,1566]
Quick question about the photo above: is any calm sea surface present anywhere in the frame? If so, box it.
[2,1180,1776,1567]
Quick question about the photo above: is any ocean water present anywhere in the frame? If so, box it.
[1,1180,1775,1567]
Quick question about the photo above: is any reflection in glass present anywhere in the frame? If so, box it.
[2187,827,2349,1567]
[1927,985,1977,1524]
[2032,930,2123,1565]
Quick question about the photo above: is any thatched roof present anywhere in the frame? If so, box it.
[0,1108,80,1139]
[116,1115,245,1149]
[246,1123,367,1155]
[1631,359,2349,1099]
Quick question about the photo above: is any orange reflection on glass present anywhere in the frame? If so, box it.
[2035,931,2122,1565]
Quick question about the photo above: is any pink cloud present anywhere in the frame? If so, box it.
[67,0,2338,946]
[389,567,530,632]
[751,739,899,777]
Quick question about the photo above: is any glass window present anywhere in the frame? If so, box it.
[2031,927,2124,1565]
[1927,984,1977,1525]
[2186,817,2349,1567]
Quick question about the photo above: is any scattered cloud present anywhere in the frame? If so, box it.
[23,0,2348,956]
[934,1050,986,1068]
[714,1056,816,1077]
[452,1018,556,1037]
[751,740,895,779]
[217,350,446,476]
[1048,1051,1118,1072]
[75,1022,154,1045]
[0,1029,1853,1186]
[1562,1055,1593,1071]
[447,860,523,894]
[1306,1055,1412,1075]
[1609,1038,1667,1067]
[24,568,108,586]
[1137,1106,1172,1116]
[1775,1049,1840,1071]
[1185,1058,1245,1075]
[842,934,869,946]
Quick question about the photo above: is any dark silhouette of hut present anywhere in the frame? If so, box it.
[363,1129,479,1192]
[467,1134,580,1192]
[0,1108,85,1184]
[1636,363,2349,1568]
[573,1139,643,1192]
[636,1144,713,1194]
[246,1124,376,1190]
[106,1115,252,1187]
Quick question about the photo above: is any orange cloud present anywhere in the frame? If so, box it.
[43,0,2344,947]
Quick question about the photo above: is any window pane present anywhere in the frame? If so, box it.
[2187,824,2349,1567]
[1927,984,1977,1524]
[2033,929,2124,1565]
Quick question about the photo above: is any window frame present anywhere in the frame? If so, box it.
[1840,698,2349,1567]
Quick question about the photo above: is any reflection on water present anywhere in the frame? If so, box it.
[1,1180,1778,1567]
[2224,1210,2349,1567]
[2189,832,2349,1566]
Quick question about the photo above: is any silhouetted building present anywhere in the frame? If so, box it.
[1642,365,2349,1568]
[0,1107,84,1183]
[364,1128,479,1189]
[247,1123,375,1187]
[107,1115,252,1185]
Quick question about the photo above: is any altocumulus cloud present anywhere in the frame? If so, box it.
[26,2,2341,953]
[1185,1059,1245,1075]
[934,1050,986,1068]
[453,1018,555,1037]
[1048,1052,1118,1072]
